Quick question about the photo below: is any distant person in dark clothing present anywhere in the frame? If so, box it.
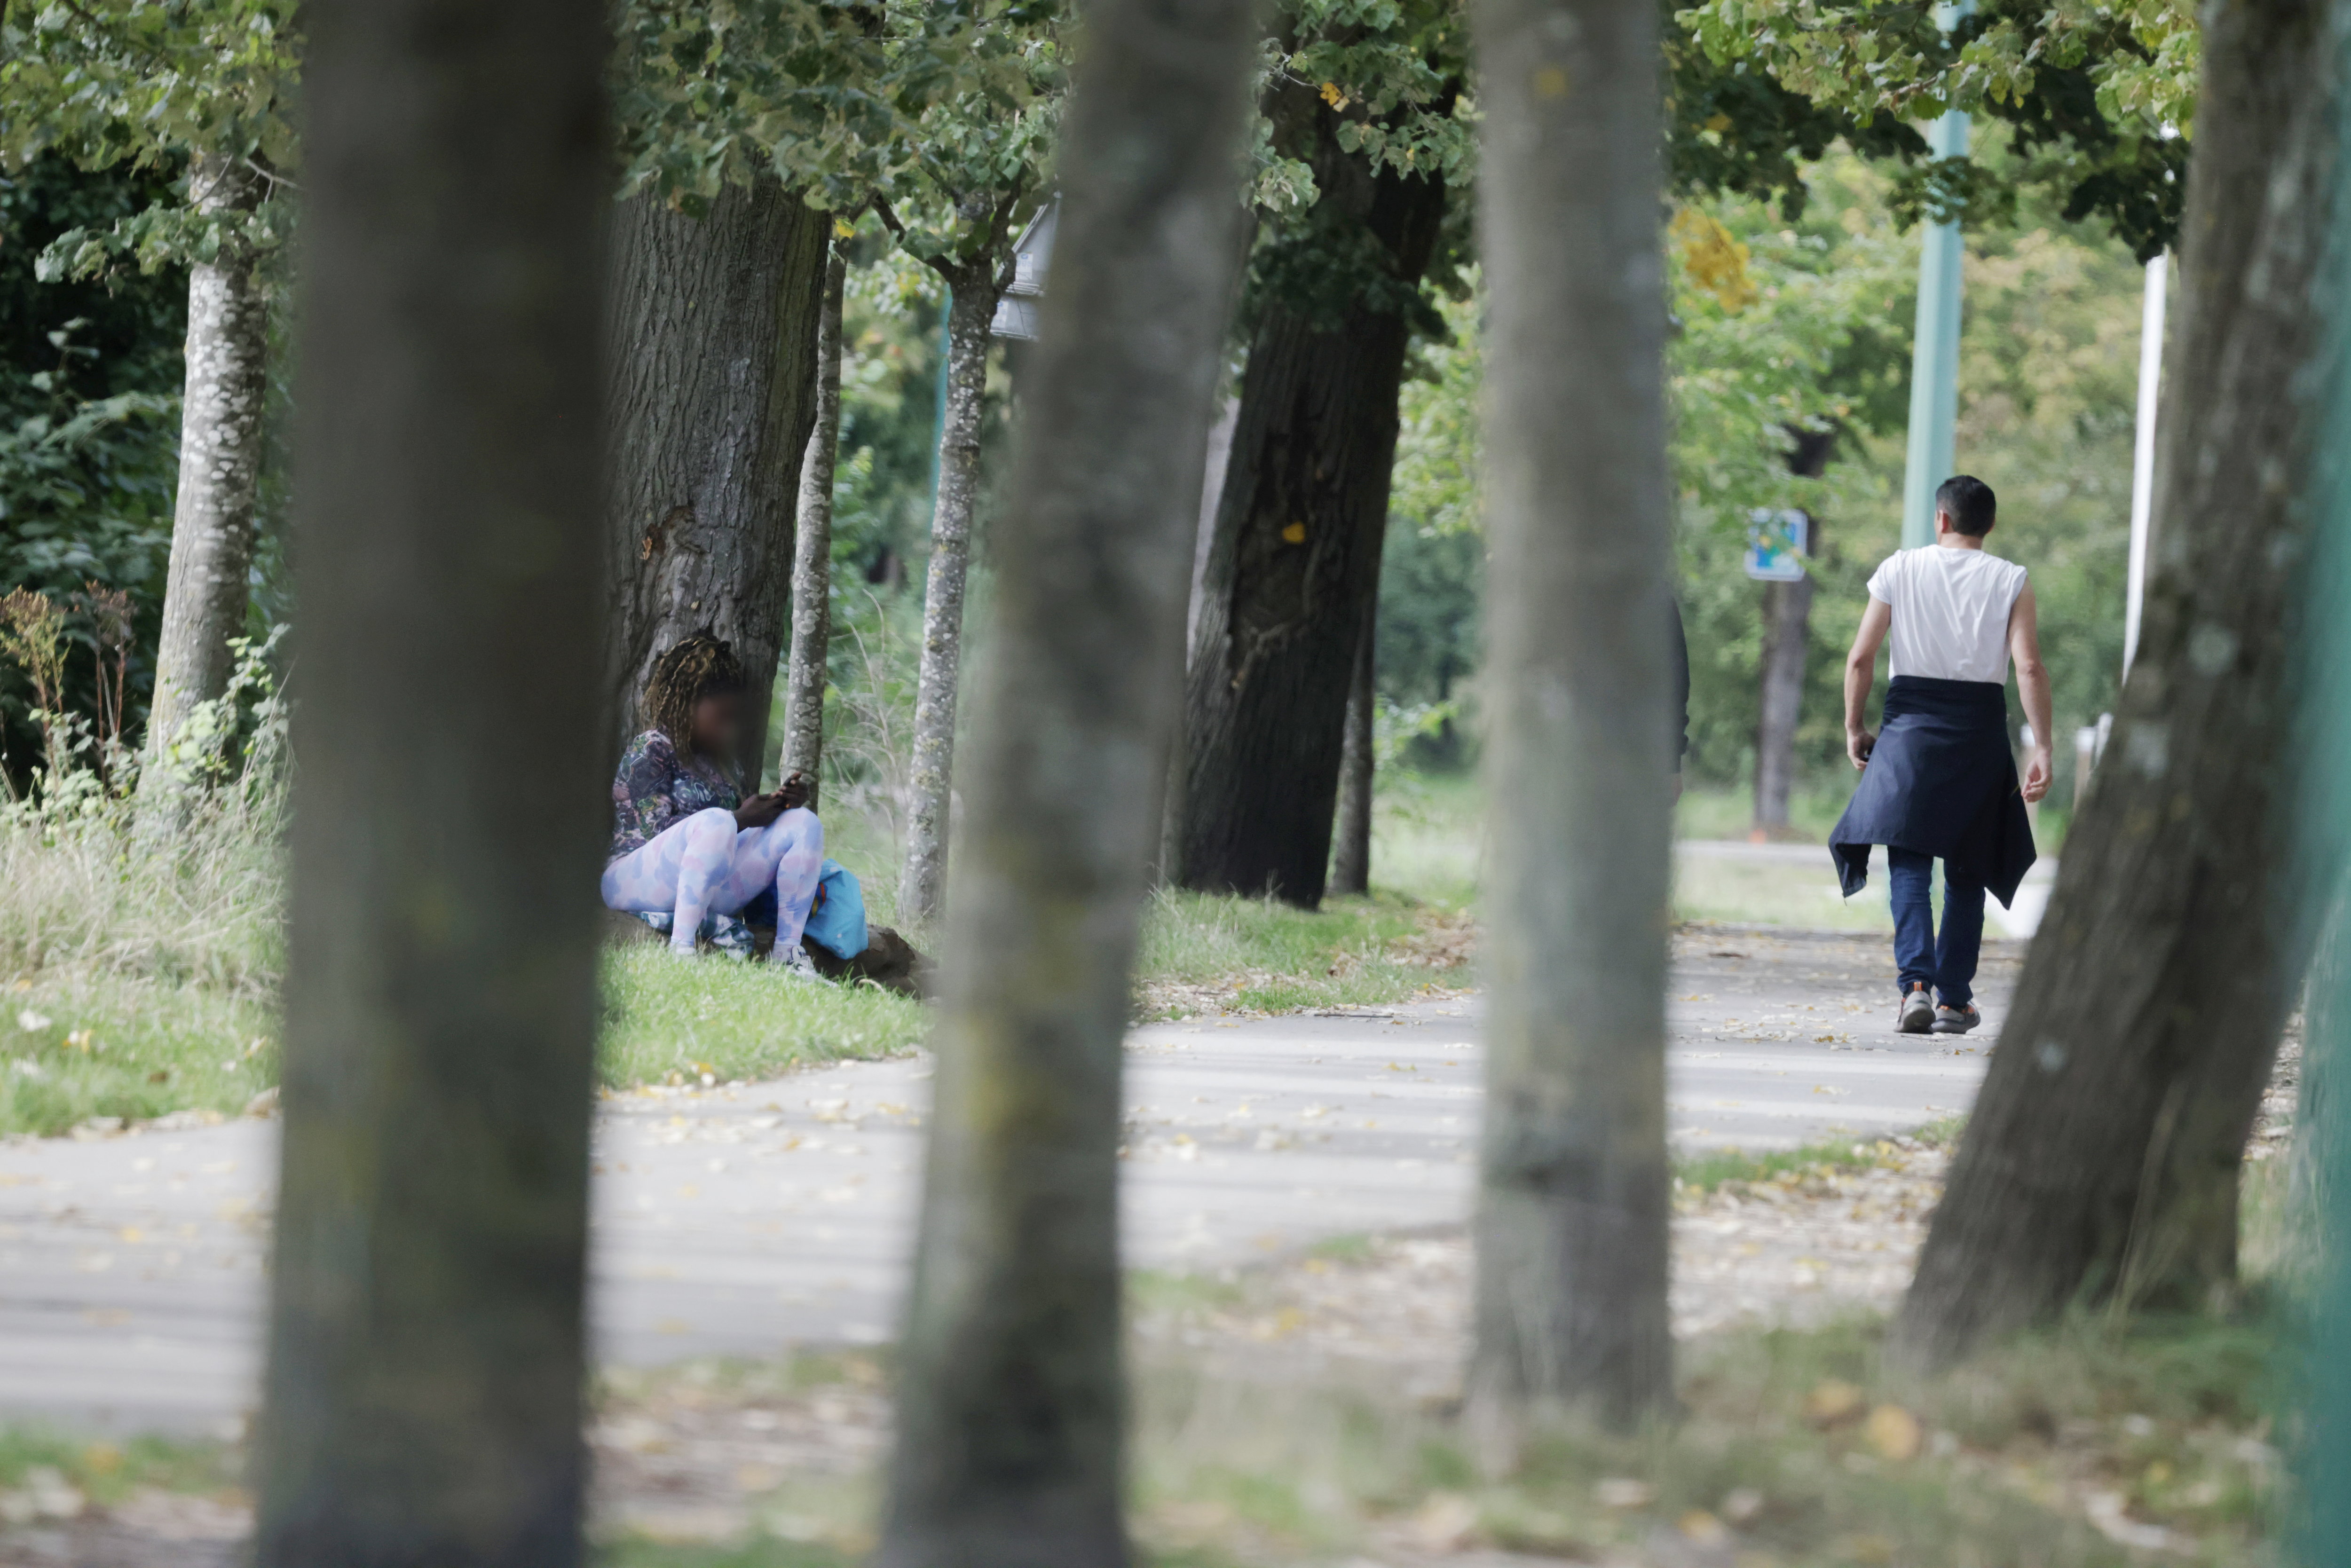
[1830,476,2050,1035]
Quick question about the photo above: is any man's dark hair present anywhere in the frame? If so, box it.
[1935,474,1997,536]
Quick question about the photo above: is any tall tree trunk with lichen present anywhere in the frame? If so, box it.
[782,244,847,805]
[1172,82,1451,907]
[1465,0,1676,1432]
[251,0,607,1556]
[139,154,269,794]
[874,0,1257,1555]
[603,176,828,787]
[1893,0,2339,1369]
[898,268,1008,925]
[1329,605,1374,894]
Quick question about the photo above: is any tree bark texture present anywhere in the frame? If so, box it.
[1751,566,1813,834]
[603,177,828,786]
[1466,0,1676,1429]
[1174,87,1449,907]
[1752,431,1831,835]
[140,153,269,786]
[782,244,847,806]
[1893,0,2339,1369]
[897,275,1003,924]
[252,0,608,1560]
[874,0,1257,1556]
[1329,604,1374,894]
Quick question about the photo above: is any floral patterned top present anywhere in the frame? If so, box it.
[609,729,739,864]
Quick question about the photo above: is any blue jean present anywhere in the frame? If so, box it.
[1887,847,1984,1007]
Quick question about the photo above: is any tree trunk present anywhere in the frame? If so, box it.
[1466,0,1675,1432]
[1893,0,2338,1369]
[897,274,1002,924]
[603,176,828,786]
[138,153,268,789]
[1751,571,1812,833]
[252,0,607,1558]
[1173,88,1450,907]
[1329,605,1374,894]
[874,0,1256,1556]
[1752,431,1832,835]
[782,244,847,805]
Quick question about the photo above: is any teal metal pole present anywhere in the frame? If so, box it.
[1900,5,1972,549]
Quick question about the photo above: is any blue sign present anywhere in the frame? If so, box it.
[1744,508,1810,582]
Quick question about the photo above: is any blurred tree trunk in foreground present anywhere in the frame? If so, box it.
[1466,0,1676,1431]
[874,0,1258,1554]
[1895,0,2341,1368]
[1173,81,1450,908]
[603,177,828,784]
[138,153,268,793]
[783,242,848,806]
[252,0,608,1559]
[1329,605,1374,895]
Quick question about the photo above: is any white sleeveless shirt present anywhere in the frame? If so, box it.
[1867,545,2028,684]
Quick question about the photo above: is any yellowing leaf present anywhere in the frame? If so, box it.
[1281,521,1308,544]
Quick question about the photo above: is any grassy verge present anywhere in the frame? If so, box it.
[0,805,284,1138]
[1127,1311,2287,1568]
[1674,1117,1966,1194]
[597,945,928,1089]
[0,1425,242,1521]
[1133,887,1472,1018]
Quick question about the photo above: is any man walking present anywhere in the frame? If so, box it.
[1830,476,2051,1034]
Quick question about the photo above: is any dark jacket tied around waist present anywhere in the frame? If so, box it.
[1830,675,2037,908]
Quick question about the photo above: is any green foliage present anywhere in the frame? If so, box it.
[1679,0,2193,256]
[0,0,300,277]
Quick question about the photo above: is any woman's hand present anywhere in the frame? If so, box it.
[777,771,812,812]
[734,793,786,831]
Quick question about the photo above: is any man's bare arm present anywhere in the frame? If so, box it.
[1845,597,1892,769]
[2008,582,2054,804]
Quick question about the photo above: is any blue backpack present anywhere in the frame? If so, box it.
[803,859,869,959]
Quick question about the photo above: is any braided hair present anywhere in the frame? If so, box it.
[643,630,747,760]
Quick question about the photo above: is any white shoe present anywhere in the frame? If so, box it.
[771,941,831,984]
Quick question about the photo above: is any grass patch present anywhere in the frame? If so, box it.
[1133,887,1471,1017]
[596,945,929,1089]
[0,804,284,1137]
[0,1424,240,1514]
[1133,1310,2291,1567]
[1675,1117,1965,1194]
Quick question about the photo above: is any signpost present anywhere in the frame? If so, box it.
[1744,508,1811,581]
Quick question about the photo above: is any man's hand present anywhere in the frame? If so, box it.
[1847,728,1877,771]
[2021,746,2052,805]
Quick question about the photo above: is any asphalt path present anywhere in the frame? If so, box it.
[0,927,2008,1433]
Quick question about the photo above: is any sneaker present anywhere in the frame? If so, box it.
[1897,983,1934,1034]
[769,941,832,985]
[1932,1003,1980,1034]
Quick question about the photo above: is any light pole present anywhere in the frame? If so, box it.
[1899,1,1973,549]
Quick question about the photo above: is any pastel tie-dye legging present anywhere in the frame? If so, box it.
[600,807,825,957]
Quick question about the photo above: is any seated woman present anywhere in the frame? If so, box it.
[604,632,826,978]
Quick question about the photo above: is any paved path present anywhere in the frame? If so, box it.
[0,929,2008,1433]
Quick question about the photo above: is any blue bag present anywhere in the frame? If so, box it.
[802,859,869,959]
